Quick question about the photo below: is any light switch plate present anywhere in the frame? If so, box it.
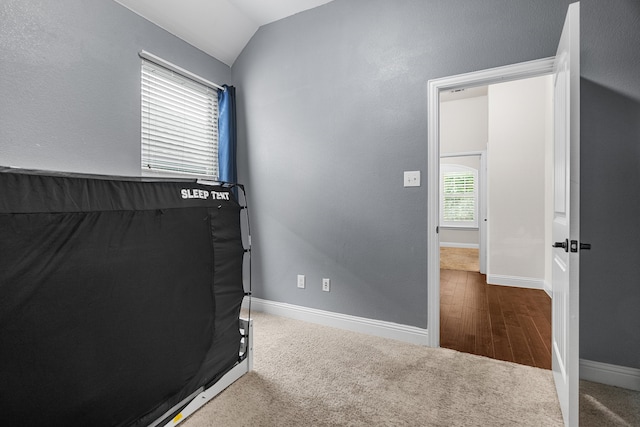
[404,171,421,187]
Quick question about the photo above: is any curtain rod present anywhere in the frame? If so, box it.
[139,50,225,91]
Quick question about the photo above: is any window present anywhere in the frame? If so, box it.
[141,59,218,178]
[440,164,478,228]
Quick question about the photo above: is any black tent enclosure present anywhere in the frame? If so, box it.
[0,168,252,426]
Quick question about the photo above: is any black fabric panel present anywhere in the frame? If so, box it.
[206,203,245,384]
[0,170,238,213]
[0,171,245,427]
[133,204,246,427]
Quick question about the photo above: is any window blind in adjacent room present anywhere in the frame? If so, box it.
[440,165,478,228]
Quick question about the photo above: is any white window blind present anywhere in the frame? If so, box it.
[440,165,478,228]
[141,59,219,178]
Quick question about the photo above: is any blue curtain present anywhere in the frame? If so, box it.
[218,85,237,185]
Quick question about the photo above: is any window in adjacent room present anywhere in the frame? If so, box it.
[141,58,218,178]
[440,164,478,228]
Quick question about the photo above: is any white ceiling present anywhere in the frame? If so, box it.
[114,0,335,66]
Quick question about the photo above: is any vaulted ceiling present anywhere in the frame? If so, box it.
[114,0,335,66]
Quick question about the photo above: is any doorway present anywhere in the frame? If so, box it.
[437,75,553,369]
[439,151,486,274]
[427,57,557,350]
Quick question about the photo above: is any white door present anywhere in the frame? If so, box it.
[551,3,580,426]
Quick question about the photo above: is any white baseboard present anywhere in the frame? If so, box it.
[243,298,429,346]
[439,242,479,249]
[487,274,545,291]
[543,281,552,298]
[580,359,640,391]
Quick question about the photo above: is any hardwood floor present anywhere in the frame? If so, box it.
[440,269,552,369]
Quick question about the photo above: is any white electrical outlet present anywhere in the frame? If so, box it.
[403,171,421,187]
[322,278,330,292]
[297,274,305,289]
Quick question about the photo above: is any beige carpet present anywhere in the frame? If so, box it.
[183,312,567,426]
[440,247,479,272]
[580,380,640,426]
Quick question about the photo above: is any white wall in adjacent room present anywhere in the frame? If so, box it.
[487,75,553,282]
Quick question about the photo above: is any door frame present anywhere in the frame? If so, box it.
[427,57,556,348]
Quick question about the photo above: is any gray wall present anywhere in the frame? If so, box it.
[231,0,572,328]
[580,0,640,369]
[0,0,230,176]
